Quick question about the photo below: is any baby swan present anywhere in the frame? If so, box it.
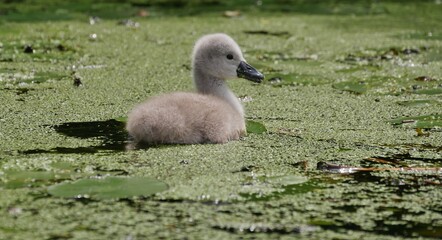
[126,33,264,146]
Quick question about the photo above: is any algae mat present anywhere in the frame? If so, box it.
[1,3,442,240]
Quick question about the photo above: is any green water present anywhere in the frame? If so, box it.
[0,1,441,239]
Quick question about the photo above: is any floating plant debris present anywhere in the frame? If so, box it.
[414,76,437,82]
[341,46,426,64]
[416,128,430,137]
[48,176,168,199]
[89,16,100,25]
[317,161,442,174]
[401,48,420,55]
[223,10,241,18]
[396,99,440,107]
[73,76,82,86]
[389,114,442,129]
[118,19,140,28]
[23,45,34,54]
[72,72,82,86]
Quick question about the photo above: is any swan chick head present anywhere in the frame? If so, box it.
[192,33,264,83]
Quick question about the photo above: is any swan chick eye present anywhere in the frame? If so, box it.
[226,54,233,60]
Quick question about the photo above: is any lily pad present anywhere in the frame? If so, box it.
[0,170,57,189]
[333,81,368,94]
[246,120,267,134]
[267,73,327,87]
[266,175,308,186]
[389,114,442,129]
[47,176,168,199]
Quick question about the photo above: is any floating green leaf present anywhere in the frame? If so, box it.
[246,120,267,134]
[333,81,368,94]
[0,170,58,189]
[114,116,128,123]
[389,114,442,129]
[48,176,168,199]
[266,73,326,87]
[413,88,442,95]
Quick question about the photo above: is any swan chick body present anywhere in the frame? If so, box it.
[126,33,264,146]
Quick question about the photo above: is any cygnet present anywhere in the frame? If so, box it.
[126,33,264,146]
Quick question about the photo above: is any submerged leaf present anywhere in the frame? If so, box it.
[48,176,168,199]
[246,120,267,134]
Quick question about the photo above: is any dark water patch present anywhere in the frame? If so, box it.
[232,165,259,173]
[371,206,442,238]
[415,76,438,82]
[318,213,442,239]
[212,222,319,235]
[240,179,322,202]
[243,30,290,38]
[2,87,37,96]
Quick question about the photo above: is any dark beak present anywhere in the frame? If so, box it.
[237,61,264,83]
